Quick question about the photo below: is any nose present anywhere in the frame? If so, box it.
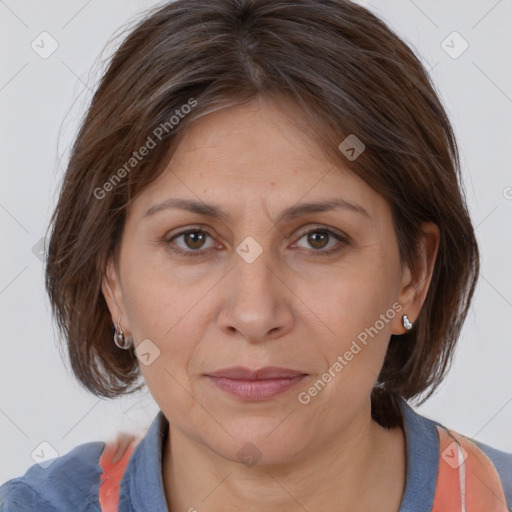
[217,245,294,344]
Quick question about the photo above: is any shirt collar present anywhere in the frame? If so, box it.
[397,398,440,512]
[119,409,169,512]
[119,397,440,511]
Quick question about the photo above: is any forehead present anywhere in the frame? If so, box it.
[128,99,385,222]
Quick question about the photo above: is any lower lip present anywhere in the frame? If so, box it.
[207,375,307,401]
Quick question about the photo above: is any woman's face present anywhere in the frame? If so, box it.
[103,97,431,465]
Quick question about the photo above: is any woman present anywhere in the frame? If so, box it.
[1,0,510,510]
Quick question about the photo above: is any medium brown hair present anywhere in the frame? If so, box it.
[45,0,479,427]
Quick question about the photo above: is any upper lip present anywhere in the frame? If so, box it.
[206,366,307,380]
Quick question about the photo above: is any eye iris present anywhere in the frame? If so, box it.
[185,231,206,249]
[308,231,328,249]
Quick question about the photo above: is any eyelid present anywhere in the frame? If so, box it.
[290,226,350,255]
[165,225,218,254]
[295,224,350,243]
[165,224,214,242]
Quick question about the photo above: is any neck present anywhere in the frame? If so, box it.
[162,398,406,512]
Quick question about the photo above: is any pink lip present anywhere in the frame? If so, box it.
[206,366,308,401]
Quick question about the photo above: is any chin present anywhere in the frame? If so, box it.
[207,416,309,467]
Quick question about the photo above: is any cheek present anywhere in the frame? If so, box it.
[120,253,209,396]
[121,244,194,338]
[299,252,399,392]
[307,249,397,336]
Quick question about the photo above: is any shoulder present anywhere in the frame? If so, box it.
[473,438,512,509]
[434,426,512,511]
[0,441,105,512]
[398,398,512,510]
[432,422,512,507]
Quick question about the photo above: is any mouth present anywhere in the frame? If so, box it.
[205,366,308,401]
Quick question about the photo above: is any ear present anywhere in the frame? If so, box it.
[392,222,440,334]
[102,256,128,331]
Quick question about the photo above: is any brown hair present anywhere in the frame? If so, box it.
[45,0,479,428]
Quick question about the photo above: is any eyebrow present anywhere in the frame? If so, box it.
[142,197,371,223]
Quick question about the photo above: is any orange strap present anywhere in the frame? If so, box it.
[99,433,140,512]
[432,425,508,511]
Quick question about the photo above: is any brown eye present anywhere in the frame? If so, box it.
[294,228,349,256]
[182,231,207,250]
[166,229,216,257]
[307,231,329,249]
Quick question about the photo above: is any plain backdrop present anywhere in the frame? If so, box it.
[1,0,511,482]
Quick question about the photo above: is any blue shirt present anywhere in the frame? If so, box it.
[1,398,511,511]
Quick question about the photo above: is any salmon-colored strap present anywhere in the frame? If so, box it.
[99,433,141,512]
[433,425,508,512]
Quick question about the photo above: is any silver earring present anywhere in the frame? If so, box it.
[402,314,413,330]
[113,317,133,350]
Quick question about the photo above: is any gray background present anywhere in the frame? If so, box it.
[1,0,511,481]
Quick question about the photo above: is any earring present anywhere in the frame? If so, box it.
[402,314,413,331]
[113,317,133,350]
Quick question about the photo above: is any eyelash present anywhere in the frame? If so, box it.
[165,226,349,258]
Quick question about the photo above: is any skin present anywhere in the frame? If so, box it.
[102,96,439,512]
